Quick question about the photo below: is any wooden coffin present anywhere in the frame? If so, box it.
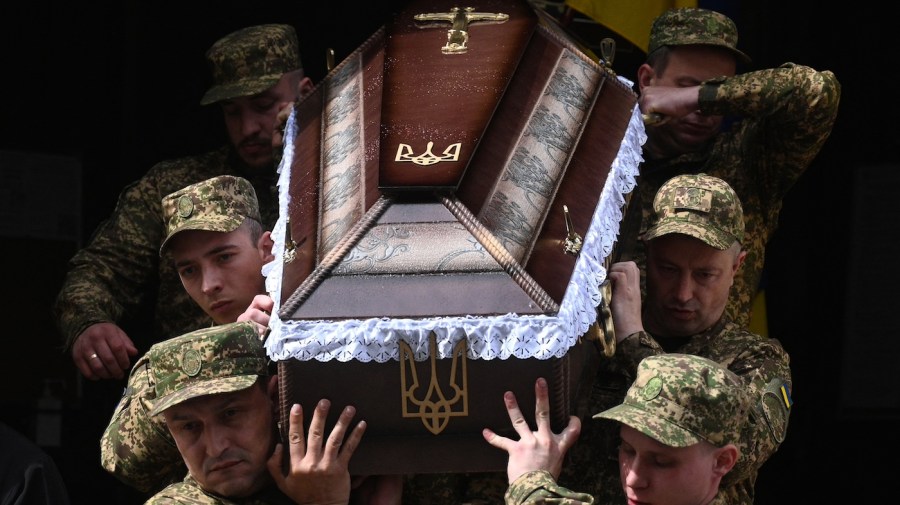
[267,0,640,475]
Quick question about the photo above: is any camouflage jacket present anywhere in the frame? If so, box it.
[53,146,279,350]
[505,470,730,505]
[559,317,792,505]
[100,353,183,493]
[619,64,841,327]
[145,475,294,505]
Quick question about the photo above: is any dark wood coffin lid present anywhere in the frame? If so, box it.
[379,0,538,190]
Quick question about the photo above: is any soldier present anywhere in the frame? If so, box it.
[100,175,274,494]
[54,23,313,381]
[563,174,793,504]
[143,321,365,504]
[487,353,752,505]
[616,7,841,328]
[160,175,275,327]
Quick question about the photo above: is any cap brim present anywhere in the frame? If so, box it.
[594,402,700,448]
[200,75,282,105]
[641,220,731,250]
[727,46,752,65]
[159,215,245,255]
[150,375,258,416]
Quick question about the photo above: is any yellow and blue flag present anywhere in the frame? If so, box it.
[564,0,698,52]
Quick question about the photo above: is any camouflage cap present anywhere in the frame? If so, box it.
[648,8,750,64]
[200,24,301,106]
[160,175,261,255]
[641,173,744,250]
[148,322,268,416]
[595,353,750,447]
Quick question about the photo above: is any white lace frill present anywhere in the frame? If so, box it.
[264,77,646,363]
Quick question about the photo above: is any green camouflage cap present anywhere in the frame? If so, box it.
[148,321,268,416]
[595,354,750,447]
[641,173,744,250]
[648,8,750,64]
[200,24,301,106]
[160,175,261,255]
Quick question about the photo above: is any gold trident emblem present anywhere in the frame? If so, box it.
[399,332,468,435]
[395,141,462,166]
[414,7,509,54]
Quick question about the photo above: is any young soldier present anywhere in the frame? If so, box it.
[100,175,273,493]
[487,353,751,505]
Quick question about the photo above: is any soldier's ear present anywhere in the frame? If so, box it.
[297,76,314,101]
[637,63,656,91]
[258,231,275,263]
[733,249,747,273]
[712,443,739,477]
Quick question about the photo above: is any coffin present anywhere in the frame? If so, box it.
[264,0,643,475]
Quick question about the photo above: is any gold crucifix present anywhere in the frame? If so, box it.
[414,7,509,54]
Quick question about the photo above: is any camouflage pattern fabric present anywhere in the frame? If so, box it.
[54,146,279,351]
[641,174,743,250]
[620,63,841,328]
[145,475,295,505]
[201,24,301,106]
[505,471,595,505]
[100,354,184,493]
[594,354,750,447]
[504,469,731,505]
[148,322,267,416]
[559,319,793,505]
[160,175,261,254]
[648,8,750,63]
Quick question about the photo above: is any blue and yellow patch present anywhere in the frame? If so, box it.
[780,382,793,410]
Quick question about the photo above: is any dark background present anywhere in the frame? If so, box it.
[1,1,896,503]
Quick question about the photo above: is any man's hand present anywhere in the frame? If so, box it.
[638,85,702,122]
[268,400,366,505]
[483,377,581,484]
[237,294,275,337]
[608,261,644,341]
[72,322,138,380]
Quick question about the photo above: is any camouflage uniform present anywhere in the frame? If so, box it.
[53,23,300,350]
[619,7,841,328]
[100,175,262,492]
[506,354,752,505]
[145,477,294,505]
[144,322,291,505]
[560,175,793,505]
[101,353,183,493]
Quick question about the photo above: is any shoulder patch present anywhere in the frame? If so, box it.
[760,379,791,444]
